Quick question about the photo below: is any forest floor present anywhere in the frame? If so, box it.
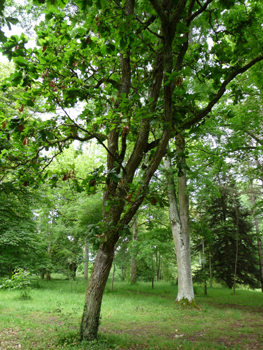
[0,277,263,350]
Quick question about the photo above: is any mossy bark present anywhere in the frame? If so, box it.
[176,298,200,309]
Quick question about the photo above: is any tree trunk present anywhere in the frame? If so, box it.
[40,268,45,279]
[164,152,195,304]
[80,240,115,340]
[80,0,177,338]
[151,254,154,289]
[69,262,77,280]
[130,218,138,284]
[209,252,213,288]
[111,262,115,292]
[233,206,239,295]
[46,270,51,280]
[156,252,161,281]
[84,238,89,281]
[202,238,207,295]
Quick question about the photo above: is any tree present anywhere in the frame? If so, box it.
[1,0,263,341]
[0,182,48,276]
[164,136,195,304]
[35,145,104,279]
[195,180,260,289]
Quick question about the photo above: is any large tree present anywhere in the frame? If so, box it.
[1,0,263,341]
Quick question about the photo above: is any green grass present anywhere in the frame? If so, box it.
[0,276,263,349]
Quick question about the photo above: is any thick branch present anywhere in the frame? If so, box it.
[124,50,164,183]
[149,0,168,24]
[187,0,214,22]
[89,77,121,91]
[181,55,263,130]
[170,0,188,34]
[59,106,125,171]
[145,139,160,152]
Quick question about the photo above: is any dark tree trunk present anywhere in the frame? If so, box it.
[40,268,45,279]
[69,262,77,280]
[80,240,116,340]
[46,271,51,280]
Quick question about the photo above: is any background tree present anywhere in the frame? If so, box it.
[0,182,48,277]
[194,179,260,289]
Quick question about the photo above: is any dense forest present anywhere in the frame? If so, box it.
[0,0,263,344]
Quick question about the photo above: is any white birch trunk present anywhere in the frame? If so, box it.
[164,155,195,303]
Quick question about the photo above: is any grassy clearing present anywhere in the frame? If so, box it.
[0,276,263,350]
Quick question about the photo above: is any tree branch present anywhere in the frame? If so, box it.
[149,0,168,24]
[180,55,263,130]
[186,0,214,22]
[244,130,263,145]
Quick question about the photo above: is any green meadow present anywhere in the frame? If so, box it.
[0,276,263,350]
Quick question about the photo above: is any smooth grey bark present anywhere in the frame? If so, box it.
[84,238,89,281]
[164,153,195,303]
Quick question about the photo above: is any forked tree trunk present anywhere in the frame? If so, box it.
[80,0,178,339]
[164,151,195,304]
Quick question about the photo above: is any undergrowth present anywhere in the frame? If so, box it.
[0,275,262,350]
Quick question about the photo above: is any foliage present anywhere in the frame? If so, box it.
[0,268,31,298]
[194,180,260,289]
[0,182,49,276]
[0,0,262,221]
[0,0,19,43]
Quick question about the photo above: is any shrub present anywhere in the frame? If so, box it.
[0,268,31,299]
